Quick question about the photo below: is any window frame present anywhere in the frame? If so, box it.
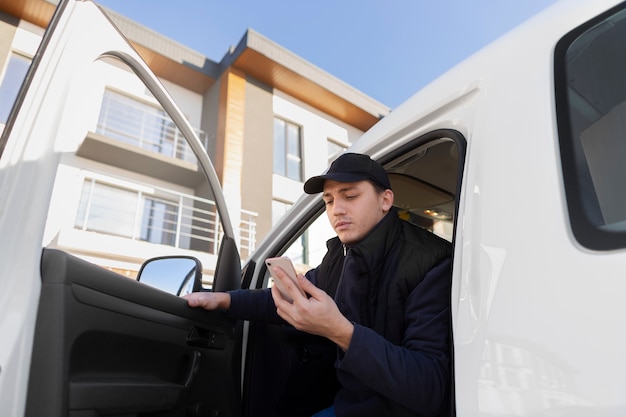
[273,116,303,181]
[555,2,626,250]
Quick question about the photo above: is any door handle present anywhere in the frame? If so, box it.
[186,326,226,349]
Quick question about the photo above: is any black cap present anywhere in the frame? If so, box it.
[304,153,391,194]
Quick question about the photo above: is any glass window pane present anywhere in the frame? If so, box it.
[287,124,300,154]
[556,5,626,249]
[141,197,178,245]
[287,125,301,180]
[273,117,302,180]
[273,118,286,176]
[75,181,93,230]
[0,53,31,124]
[97,91,145,145]
[287,156,301,181]
[75,181,137,237]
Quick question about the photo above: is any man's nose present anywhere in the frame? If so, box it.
[331,199,346,215]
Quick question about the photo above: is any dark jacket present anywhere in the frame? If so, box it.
[229,209,452,417]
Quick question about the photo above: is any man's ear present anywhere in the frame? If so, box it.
[381,189,394,212]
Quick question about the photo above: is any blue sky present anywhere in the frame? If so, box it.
[96,0,557,109]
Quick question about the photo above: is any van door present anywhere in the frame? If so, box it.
[0,1,242,416]
[238,132,464,417]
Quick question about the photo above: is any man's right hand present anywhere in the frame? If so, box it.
[183,292,231,310]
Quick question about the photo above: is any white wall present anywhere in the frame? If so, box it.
[12,21,44,56]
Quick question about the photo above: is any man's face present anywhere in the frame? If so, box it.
[322,180,394,245]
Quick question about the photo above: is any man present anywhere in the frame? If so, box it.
[185,153,452,417]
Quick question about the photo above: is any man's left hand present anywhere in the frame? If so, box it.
[270,266,354,351]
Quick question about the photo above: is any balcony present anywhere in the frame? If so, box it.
[97,89,207,163]
[72,176,257,262]
[77,89,209,187]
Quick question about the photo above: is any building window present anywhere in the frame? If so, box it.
[327,138,347,163]
[0,53,31,124]
[141,197,179,246]
[75,180,138,238]
[74,177,223,253]
[273,117,302,181]
[75,180,179,245]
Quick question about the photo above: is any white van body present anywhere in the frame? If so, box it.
[1,0,625,416]
[248,0,626,414]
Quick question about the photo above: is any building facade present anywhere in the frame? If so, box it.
[0,0,390,279]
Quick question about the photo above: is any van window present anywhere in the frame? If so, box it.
[556,3,626,250]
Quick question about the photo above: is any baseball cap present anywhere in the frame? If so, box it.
[303,153,391,194]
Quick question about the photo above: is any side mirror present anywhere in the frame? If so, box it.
[137,256,203,296]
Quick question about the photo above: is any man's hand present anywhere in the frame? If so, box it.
[270,266,354,351]
[183,291,231,310]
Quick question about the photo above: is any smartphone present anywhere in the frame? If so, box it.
[265,256,305,303]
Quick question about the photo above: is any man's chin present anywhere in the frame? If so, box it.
[337,233,356,245]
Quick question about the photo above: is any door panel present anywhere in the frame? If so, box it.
[27,249,241,417]
[0,0,243,415]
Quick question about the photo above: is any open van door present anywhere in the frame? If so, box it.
[0,1,242,415]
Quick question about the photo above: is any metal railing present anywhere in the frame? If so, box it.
[76,177,258,259]
[95,89,208,163]
[239,209,257,260]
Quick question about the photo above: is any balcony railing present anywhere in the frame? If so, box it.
[75,177,257,260]
[95,89,208,163]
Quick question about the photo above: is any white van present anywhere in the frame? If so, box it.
[1,0,625,416]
